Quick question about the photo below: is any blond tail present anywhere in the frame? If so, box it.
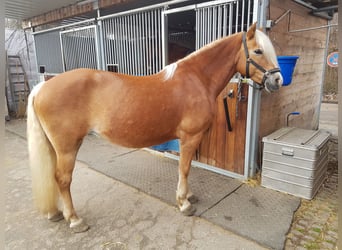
[27,82,59,214]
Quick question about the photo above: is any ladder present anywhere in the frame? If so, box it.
[5,53,30,118]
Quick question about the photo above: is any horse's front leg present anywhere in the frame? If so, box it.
[177,133,203,216]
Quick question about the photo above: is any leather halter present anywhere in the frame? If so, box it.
[242,32,280,90]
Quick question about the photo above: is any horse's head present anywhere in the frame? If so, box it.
[237,23,283,92]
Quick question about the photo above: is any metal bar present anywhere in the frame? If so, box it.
[32,18,96,35]
[247,0,251,26]
[102,20,108,67]
[108,19,113,69]
[98,0,193,21]
[273,9,291,25]
[222,4,227,36]
[139,12,143,72]
[207,7,211,43]
[133,13,137,75]
[124,15,130,74]
[196,0,236,9]
[152,9,156,71]
[202,8,205,46]
[142,12,147,75]
[69,34,74,69]
[129,14,134,75]
[212,6,217,40]
[217,5,222,38]
[152,9,157,73]
[163,4,195,14]
[84,30,90,68]
[65,35,72,70]
[235,1,239,33]
[137,12,142,75]
[228,3,233,35]
[132,14,137,75]
[164,153,245,180]
[245,86,261,178]
[60,24,96,34]
[127,15,132,74]
[81,31,87,68]
[195,9,199,49]
[132,13,137,75]
[241,0,245,31]
[78,31,84,69]
[123,16,128,73]
[289,24,338,33]
[141,11,146,75]
[94,25,101,69]
[116,17,122,72]
[153,9,157,74]
[118,17,125,73]
[136,13,141,75]
[157,8,162,73]
[97,10,105,70]
[244,0,263,178]
[107,19,113,67]
[59,32,66,72]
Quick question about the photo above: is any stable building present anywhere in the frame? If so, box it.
[16,0,337,179]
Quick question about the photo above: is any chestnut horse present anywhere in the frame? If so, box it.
[27,23,282,233]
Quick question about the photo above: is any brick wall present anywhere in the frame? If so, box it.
[259,0,328,139]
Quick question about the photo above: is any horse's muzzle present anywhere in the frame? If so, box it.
[264,71,283,93]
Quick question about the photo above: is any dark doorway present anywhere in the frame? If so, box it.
[167,10,196,64]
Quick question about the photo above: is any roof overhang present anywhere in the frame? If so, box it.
[5,0,338,29]
[293,0,338,19]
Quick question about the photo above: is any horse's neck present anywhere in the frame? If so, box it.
[180,33,242,98]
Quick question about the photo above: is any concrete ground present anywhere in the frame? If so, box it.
[4,102,338,250]
[318,102,338,137]
[5,126,267,250]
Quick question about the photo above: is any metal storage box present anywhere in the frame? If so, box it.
[261,127,330,199]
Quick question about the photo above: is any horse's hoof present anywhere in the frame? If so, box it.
[70,219,90,233]
[181,204,196,216]
[188,195,199,204]
[48,211,64,222]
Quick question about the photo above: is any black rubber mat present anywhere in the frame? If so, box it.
[78,135,242,216]
[201,184,300,249]
[78,134,301,249]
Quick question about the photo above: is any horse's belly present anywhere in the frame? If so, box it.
[94,116,177,148]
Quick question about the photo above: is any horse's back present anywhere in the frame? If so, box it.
[32,68,181,147]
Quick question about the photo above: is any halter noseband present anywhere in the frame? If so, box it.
[242,32,280,90]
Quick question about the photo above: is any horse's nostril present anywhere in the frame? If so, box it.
[276,76,283,86]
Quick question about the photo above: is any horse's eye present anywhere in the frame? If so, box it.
[254,49,263,55]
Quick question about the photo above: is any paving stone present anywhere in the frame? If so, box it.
[286,160,338,250]
[303,235,316,242]
[319,241,335,249]
[326,230,338,239]
[297,219,310,228]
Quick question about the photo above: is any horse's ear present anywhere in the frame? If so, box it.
[246,23,257,40]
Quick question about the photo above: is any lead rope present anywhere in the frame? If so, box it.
[223,96,232,132]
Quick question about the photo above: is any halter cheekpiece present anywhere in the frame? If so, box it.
[242,32,280,90]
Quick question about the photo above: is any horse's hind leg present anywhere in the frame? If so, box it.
[55,151,89,233]
[177,133,203,216]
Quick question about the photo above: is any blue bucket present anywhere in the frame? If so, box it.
[277,56,299,86]
[151,139,179,152]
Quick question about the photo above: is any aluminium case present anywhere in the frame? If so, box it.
[261,127,330,199]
